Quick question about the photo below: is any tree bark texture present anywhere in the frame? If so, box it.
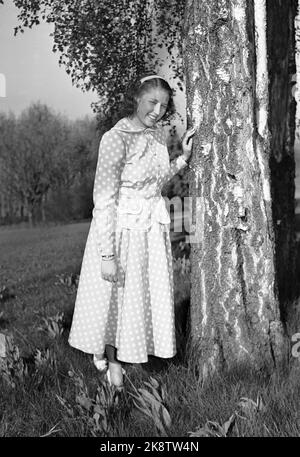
[183,0,293,378]
[267,0,298,312]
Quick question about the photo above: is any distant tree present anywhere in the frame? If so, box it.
[0,103,68,224]
[0,112,19,219]
[0,103,100,224]
[46,116,101,222]
[57,116,99,188]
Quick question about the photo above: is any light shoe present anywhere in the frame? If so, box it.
[93,354,108,372]
[107,361,126,389]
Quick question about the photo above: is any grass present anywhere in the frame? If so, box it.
[1,221,300,437]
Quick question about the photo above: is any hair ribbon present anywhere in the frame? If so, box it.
[140,75,167,84]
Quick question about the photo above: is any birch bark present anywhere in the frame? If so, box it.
[183,0,295,377]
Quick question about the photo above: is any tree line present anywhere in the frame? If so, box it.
[0,103,101,225]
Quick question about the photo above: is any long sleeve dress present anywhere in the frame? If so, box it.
[68,117,187,363]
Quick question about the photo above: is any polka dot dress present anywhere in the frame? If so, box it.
[68,117,187,363]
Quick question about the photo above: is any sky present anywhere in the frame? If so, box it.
[0,2,96,120]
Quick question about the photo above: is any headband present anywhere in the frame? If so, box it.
[140,75,167,84]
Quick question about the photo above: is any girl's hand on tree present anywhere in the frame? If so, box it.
[182,126,196,162]
[101,259,118,282]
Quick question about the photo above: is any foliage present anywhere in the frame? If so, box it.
[188,395,265,437]
[37,312,65,339]
[128,375,172,436]
[0,104,68,222]
[0,286,15,303]
[56,367,120,436]
[0,104,99,224]
[54,116,99,188]
[188,414,236,437]
[34,347,57,371]
[0,334,28,388]
[8,0,186,120]
[153,0,185,88]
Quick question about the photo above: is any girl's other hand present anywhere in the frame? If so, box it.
[101,259,118,282]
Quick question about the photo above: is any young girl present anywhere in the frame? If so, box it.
[68,74,195,388]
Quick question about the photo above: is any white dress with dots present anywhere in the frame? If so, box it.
[68,117,187,363]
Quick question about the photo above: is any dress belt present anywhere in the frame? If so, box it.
[119,188,161,201]
[117,189,170,227]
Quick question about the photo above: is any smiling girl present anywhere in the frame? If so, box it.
[68,74,195,388]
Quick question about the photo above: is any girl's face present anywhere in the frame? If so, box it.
[133,87,170,128]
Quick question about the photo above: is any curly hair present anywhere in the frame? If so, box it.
[119,73,176,122]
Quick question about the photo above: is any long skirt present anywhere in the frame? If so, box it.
[68,219,176,363]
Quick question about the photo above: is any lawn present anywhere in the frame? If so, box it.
[0,221,300,437]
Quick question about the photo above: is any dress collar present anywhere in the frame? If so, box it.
[111,117,158,133]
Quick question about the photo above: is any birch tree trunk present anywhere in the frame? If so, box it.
[26,200,33,227]
[183,0,295,378]
[41,193,47,223]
